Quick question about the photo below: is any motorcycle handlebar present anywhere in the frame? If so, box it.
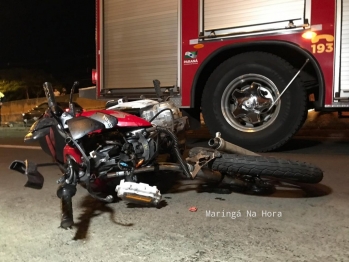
[68,81,79,116]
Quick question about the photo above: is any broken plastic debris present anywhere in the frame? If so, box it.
[189,206,198,212]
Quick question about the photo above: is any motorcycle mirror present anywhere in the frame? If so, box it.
[9,160,44,189]
[9,160,26,174]
[68,81,79,117]
[43,82,59,115]
[153,79,163,101]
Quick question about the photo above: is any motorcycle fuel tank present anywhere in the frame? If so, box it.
[81,109,152,127]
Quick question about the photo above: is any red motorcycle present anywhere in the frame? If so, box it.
[9,81,323,229]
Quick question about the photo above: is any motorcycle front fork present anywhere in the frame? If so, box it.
[56,184,77,229]
[56,156,78,229]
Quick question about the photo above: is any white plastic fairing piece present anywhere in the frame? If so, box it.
[115,179,162,206]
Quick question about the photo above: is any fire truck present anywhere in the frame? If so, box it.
[90,0,348,152]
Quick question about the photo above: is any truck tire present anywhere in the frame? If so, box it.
[201,52,307,152]
[210,154,323,184]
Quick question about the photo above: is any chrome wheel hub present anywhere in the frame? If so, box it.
[221,74,280,132]
[232,82,274,124]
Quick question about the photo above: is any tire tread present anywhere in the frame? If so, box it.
[210,154,323,183]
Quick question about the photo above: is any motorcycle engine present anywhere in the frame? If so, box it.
[81,129,157,178]
[139,100,180,129]
[107,98,189,157]
[80,99,189,179]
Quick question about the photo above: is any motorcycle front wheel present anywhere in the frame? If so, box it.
[209,153,323,184]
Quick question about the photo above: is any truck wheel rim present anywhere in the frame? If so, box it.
[221,74,281,132]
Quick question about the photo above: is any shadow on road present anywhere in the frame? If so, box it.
[275,138,322,152]
[126,200,168,209]
[268,182,332,198]
[72,196,133,240]
[174,180,332,199]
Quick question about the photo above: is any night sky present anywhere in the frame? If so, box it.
[0,0,95,87]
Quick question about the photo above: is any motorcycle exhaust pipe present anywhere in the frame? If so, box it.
[208,132,260,156]
[106,162,223,182]
[106,163,184,178]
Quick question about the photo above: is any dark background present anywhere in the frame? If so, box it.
[0,0,96,88]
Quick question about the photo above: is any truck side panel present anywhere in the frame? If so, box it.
[101,0,178,90]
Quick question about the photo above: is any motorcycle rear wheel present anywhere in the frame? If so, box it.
[210,154,323,184]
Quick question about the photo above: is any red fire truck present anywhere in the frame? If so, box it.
[90,0,347,152]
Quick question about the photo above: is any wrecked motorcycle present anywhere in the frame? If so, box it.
[9,81,323,229]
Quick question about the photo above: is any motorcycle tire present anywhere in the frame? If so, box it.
[209,154,323,184]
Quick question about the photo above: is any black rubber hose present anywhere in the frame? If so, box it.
[149,108,174,123]
[155,127,192,179]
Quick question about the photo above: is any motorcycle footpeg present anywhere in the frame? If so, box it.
[9,160,44,189]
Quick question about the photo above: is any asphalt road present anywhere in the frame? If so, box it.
[0,135,348,261]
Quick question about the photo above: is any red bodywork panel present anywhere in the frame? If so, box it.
[63,109,152,164]
[80,109,152,127]
[64,145,83,164]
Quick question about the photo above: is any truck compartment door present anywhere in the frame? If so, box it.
[202,0,307,36]
[336,0,349,98]
[102,0,178,90]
